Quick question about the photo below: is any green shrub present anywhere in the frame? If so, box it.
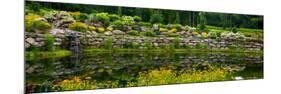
[111,20,123,30]
[193,31,199,36]
[121,16,135,26]
[174,37,181,49]
[106,26,114,31]
[231,27,238,33]
[104,37,113,49]
[174,24,182,30]
[139,22,152,27]
[68,22,88,32]
[201,32,208,38]
[169,28,177,33]
[133,16,142,22]
[44,34,55,51]
[108,14,121,21]
[144,40,153,50]
[88,26,96,31]
[70,12,89,22]
[165,32,179,37]
[128,30,139,36]
[141,31,156,37]
[96,13,110,25]
[56,77,96,91]
[159,28,168,32]
[25,14,51,32]
[97,27,105,33]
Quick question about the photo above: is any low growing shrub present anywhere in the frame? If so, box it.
[25,14,51,32]
[97,27,105,33]
[68,22,88,32]
[44,34,55,51]
[201,32,208,38]
[128,30,139,36]
[141,31,156,37]
[88,26,96,31]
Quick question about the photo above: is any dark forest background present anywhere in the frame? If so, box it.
[26,1,263,29]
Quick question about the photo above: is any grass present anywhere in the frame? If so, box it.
[26,50,72,60]
[83,48,263,54]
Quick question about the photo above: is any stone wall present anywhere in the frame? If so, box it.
[79,33,263,50]
[25,29,263,51]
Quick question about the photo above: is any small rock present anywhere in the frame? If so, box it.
[104,31,112,36]
[26,38,35,44]
[112,30,125,35]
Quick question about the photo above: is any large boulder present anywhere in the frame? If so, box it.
[112,30,125,35]
[44,11,75,28]
[104,31,113,36]
[26,37,35,45]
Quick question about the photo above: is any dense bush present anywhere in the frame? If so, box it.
[128,30,139,36]
[97,27,105,33]
[108,14,121,21]
[68,22,88,32]
[133,16,142,22]
[141,31,156,37]
[106,26,114,31]
[139,22,152,27]
[159,28,168,32]
[25,14,51,32]
[70,12,89,22]
[96,13,110,25]
[88,26,96,31]
[201,32,208,38]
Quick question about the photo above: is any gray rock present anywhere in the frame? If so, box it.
[112,30,125,35]
[104,31,113,36]
[26,38,35,44]
[50,28,64,35]
[25,43,30,48]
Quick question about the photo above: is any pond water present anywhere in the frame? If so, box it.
[25,51,263,93]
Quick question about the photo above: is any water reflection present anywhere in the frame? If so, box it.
[25,52,263,93]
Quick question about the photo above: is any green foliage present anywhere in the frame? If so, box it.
[44,34,55,51]
[135,67,231,86]
[108,14,121,21]
[144,40,153,50]
[26,50,71,60]
[128,30,139,36]
[139,22,152,27]
[70,12,89,22]
[97,27,105,33]
[55,77,96,91]
[133,16,142,22]
[159,28,168,32]
[174,37,181,49]
[96,13,110,25]
[201,32,208,38]
[106,26,114,31]
[195,43,208,49]
[193,31,199,36]
[104,37,113,49]
[231,27,238,33]
[25,14,51,32]
[88,26,96,31]
[68,22,88,32]
[165,32,179,37]
[150,12,164,24]
[141,31,156,37]
[169,28,177,33]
